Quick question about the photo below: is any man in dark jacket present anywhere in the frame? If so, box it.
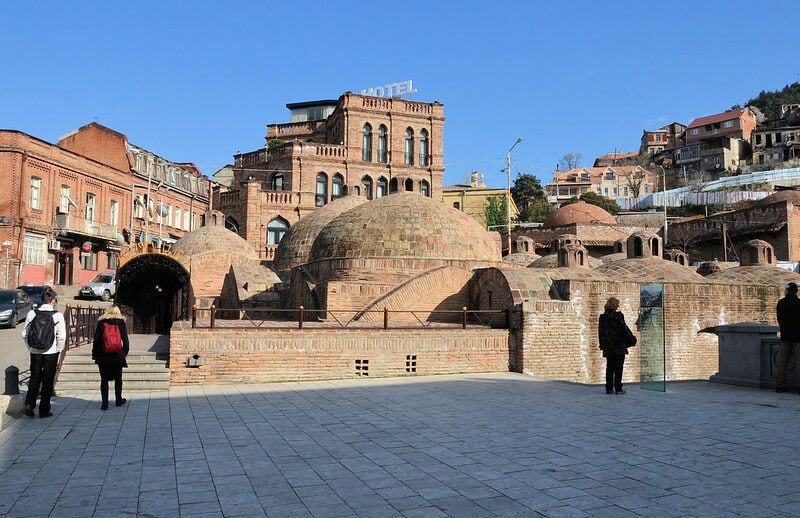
[776,282,800,393]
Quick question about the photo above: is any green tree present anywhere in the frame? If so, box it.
[734,82,800,119]
[510,173,545,219]
[562,191,621,215]
[485,195,509,230]
[268,138,286,148]
[625,172,644,198]
[522,200,555,223]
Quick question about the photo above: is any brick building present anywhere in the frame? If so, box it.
[0,123,211,288]
[214,92,445,261]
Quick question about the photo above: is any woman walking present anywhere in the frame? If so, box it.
[598,297,636,395]
[92,305,129,410]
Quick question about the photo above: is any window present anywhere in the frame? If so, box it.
[362,124,373,162]
[624,187,629,197]
[23,233,46,265]
[604,187,608,196]
[166,205,173,227]
[690,128,700,136]
[30,177,42,210]
[420,180,430,197]
[723,120,734,128]
[191,212,197,231]
[85,193,96,221]
[755,134,762,145]
[60,185,71,214]
[80,251,97,271]
[107,252,118,270]
[110,200,119,226]
[404,178,414,192]
[315,173,328,207]
[613,187,618,196]
[453,201,460,209]
[332,174,344,200]
[270,172,284,191]
[776,133,782,144]
[419,129,429,166]
[361,176,373,200]
[404,128,414,165]
[175,208,181,229]
[266,217,289,245]
[183,211,190,231]
[377,177,388,198]
[377,125,388,163]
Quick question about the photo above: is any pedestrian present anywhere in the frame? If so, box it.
[92,305,129,410]
[22,289,66,418]
[775,282,800,393]
[598,297,636,395]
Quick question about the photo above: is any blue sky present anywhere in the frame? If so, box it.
[3,1,797,189]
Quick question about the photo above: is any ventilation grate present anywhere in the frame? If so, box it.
[405,355,417,373]
[355,359,369,376]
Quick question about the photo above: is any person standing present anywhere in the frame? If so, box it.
[598,297,636,395]
[22,289,66,418]
[92,305,129,410]
[775,282,800,393]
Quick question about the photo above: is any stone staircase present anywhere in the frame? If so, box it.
[56,346,171,393]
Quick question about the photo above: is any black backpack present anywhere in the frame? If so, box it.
[27,309,56,351]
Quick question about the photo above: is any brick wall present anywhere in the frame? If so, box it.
[169,325,509,384]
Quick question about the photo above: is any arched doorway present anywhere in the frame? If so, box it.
[116,253,191,334]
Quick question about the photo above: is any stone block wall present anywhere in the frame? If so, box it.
[169,324,509,384]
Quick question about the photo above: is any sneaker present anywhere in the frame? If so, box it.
[115,398,127,407]
[101,402,108,411]
[24,406,35,418]
[605,389,614,394]
[615,390,626,395]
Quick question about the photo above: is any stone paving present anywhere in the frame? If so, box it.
[1,373,800,517]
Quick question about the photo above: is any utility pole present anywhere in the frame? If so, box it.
[506,138,523,255]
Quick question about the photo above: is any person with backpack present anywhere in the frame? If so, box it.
[22,289,66,418]
[598,296,637,395]
[92,305,130,410]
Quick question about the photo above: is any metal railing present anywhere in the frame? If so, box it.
[191,306,511,330]
[54,305,104,387]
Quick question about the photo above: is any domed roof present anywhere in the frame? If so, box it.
[756,190,800,207]
[543,201,617,228]
[273,195,366,271]
[503,252,540,266]
[308,192,500,265]
[172,225,258,260]
[705,265,800,286]
[595,257,706,283]
[528,253,603,269]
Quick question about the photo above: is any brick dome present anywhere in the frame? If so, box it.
[595,257,705,283]
[308,192,500,269]
[171,225,258,260]
[705,266,800,286]
[272,195,366,272]
[756,190,800,207]
[543,201,617,228]
[528,254,603,268]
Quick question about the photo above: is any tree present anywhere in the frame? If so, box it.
[267,139,286,148]
[625,172,644,198]
[510,173,545,218]
[522,200,555,223]
[562,191,621,215]
[485,195,509,230]
[558,152,583,172]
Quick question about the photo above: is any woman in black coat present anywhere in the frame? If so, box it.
[92,305,130,410]
[598,297,636,395]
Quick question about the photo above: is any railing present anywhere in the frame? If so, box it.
[54,214,118,240]
[191,306,511,330]
[54,305,105,387]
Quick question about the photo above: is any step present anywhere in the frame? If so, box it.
[57,370,171,381]
[60,361,170,371]
[56,380,170,393]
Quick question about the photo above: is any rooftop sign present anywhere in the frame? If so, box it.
[360,80,417,98]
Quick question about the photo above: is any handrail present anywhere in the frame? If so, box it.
[191,305,512,330]
[54,305,104,388]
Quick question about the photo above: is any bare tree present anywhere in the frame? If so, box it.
[558,152,583,171]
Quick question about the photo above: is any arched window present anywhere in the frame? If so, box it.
[633,237,643,257]
[577,250,585,266]
[267,217,289,245]
[389,177,399,193]
[419,129,429,166]
[420,180,430,197]
[332,174,344,200]
[362,124,373,162]
[650,237,660,256]
[377,177,388,198]
[352,185,360,196]
[225,216,240,234]
[404,178,414,192]
[361,176,373,200]
[270,172,284,191]
[316,173,328,207]
[749,248,758,264]
[377,125,388,163]
[766,247,773,264]
[404,128,414,165]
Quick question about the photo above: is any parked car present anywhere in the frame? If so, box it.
[17,285,53,308]
[0,289,34,328]
[78,273,116,301]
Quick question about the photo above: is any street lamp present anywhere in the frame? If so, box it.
[652,163,668,245]
[506,138,523,255]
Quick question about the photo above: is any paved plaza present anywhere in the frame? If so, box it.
[1,373,799,517]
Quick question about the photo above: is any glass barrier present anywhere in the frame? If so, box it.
[638,283,666,392]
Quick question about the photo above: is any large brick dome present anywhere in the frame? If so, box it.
[171,224,258,260]
[308,192,500,270]
[272,195,366,272]
[543,201,617,228]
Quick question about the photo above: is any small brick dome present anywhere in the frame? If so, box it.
[172,225,258,260]
[543,201,617,228]
[273,195,366,271]
[756,190,800,207]
[595,257,706,283]
[308,192,500,266]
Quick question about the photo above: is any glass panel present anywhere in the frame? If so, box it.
[638,283,666,392]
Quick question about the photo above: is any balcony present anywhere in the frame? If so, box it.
[54,214,118,241]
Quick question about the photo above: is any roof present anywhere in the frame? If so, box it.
[286,100,339,110]
[706,265,800,286]
[595,257,706,283]
[687,109,744,129]
[595,151,638,160]
[542,201,617,228]
[551,166,648,184]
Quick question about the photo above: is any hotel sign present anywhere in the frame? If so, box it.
[360,80,418,98]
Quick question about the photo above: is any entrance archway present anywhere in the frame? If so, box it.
[116,253,191,334]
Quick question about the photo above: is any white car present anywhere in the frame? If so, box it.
[78,273,116,301]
